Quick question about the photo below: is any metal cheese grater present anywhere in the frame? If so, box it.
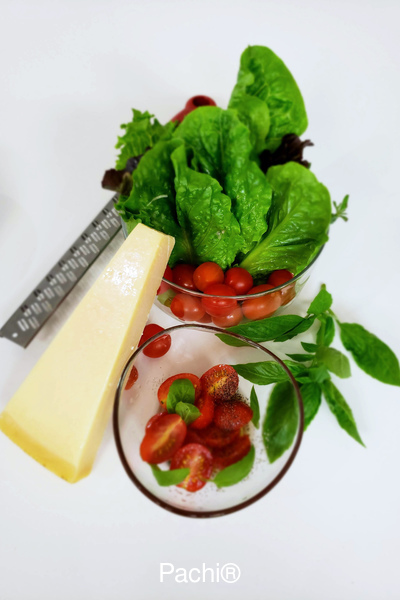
[0,195,121,348]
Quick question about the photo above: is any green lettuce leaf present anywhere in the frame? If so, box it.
[229,46,308,152]
[171,145,243,268]
[239,162,331,277]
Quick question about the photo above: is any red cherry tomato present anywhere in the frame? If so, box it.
[170,294,205,321]
[190,393,214,430]
[125,365,138,390]
[212,434,251,470]
[267,270,295,306]
[157,265,173,295]
[145,413,164,430]
[197,312,212,324]
[242,284,281,321]
[212,306,243,328]
[139,324,172,358]
[202,284,237,317]
[157,373,202,409]
[172,264,197,291]
[195,423,239,448]
[140,413,187,464]
[200,364,239,402]
[170,443,213,492]
[193,262,224,292]
[224,267,253,295]
[214,399,253,431]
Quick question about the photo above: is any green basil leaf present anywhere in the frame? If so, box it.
[213,445,255,488]
[300,382,322,430]
[316,347,351,379]
[286,353,315,363]
[157,288,176,307]
[215,334,251,348]
[150,465,190,487]
[274,316,316,342]
[250,386,260,428]
[222,314,314,344]
[166,379,195,413]
[231,360,305,385]
[307,284,333,315]
[322,380,365,446]
[331,194,349,224]
[307,365,330,384]
[175,402,201,426]
[317,315,335,347]
[301,342,318,353]
[263,381,299,463]
[339,323,400,386]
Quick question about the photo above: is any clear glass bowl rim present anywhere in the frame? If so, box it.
[113,323,304,519]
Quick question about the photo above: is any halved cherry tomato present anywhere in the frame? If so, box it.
[157,373,202,409]
[172,264,197,291]
[200,364,239,402]
[170,294,205,321]
[195,423,239,448]
[202,284,237,317]
[212,434,251,470]
[170,443,213,492]
[224,267,253,295]
[190,392,214,430]
[140,413,187,464]
[214,399,253,431]
[267,270,295,306]
[145,413,164,430]
[184,428,205,446]
[125,365,138,390]
[212,306,243,328]
[242,284,281,321]
[193,262,224,292]
[157,265,173,295]
[139,324,171,358]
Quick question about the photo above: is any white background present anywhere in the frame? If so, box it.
[1,1,400,598]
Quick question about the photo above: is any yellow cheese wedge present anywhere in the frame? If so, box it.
[0,224,174,483]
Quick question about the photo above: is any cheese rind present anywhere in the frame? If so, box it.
[0,224,174,483]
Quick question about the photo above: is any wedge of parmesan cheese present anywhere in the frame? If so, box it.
[0,224,174,483]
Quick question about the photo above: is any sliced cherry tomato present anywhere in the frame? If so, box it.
[145,413,164,430]
[184,428,205,446]
[157,373,202,409]
[212,306,243,328]
[190,392,214,430]
[214,399,253,431]
[125,365,138,390]
[170,443,213,492]
[267,270,295,305]
[195,423,239,448]
[212,434,251,470]
[170,294,205,321]
[224,267,253,295]
[157,265,173,295]
[193,262,224,292]
[202,284,237,317]
[200,364,239,402]
[139,324,171,358]
[242,284,281,321]
[140,413,187,464]
[172,264,197,291]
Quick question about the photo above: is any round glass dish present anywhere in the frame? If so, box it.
[121,219,323,328]
[113,324,304,518]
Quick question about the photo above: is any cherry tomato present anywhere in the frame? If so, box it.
[193,262,224,292]
[212,434,251,470]
[214,399,253,431]
[202,284,237,317]
[157,265,173,295]
[200,364,239,402]
[140,413,187,464]
[267,270,295,305]
[125,365,138,390]
[195,423,239,448]
[157,373,202,409]
[170,294,205,321]
[184,428,205,446]
[242,284,281,321]
[145,413,164,430]
[197,312,212,324]
[172,264,197,291]
[139,324,171,358]
[224,267,253,295]
[190,393,214,430]
[170,443,213,492]
[212,306,243,328]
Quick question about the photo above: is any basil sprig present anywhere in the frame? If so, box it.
[166,378,200,425]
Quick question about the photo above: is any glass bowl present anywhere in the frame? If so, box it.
[113,324,304,518]
[121,217,323,328]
